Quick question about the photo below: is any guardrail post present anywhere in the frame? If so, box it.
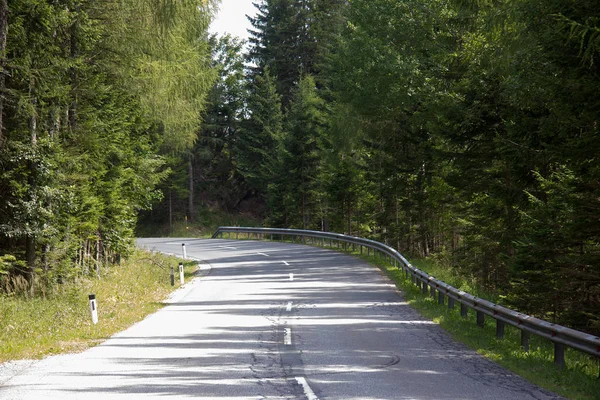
[461,303,468,318]
[448,297,454,309]
[496,320,505,339]
[554,343,565,369]
[422,281,428,294]
[476,311,485,327]
[521,330,530,352]
[438,291,444,305]
[360,245,363,255]
[430,284,436,298]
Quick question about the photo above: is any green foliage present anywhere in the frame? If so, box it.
[0,0,214,293]
[140,0,600,337]
[236,69,283,196]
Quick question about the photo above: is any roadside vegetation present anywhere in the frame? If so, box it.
[0,251,198,363]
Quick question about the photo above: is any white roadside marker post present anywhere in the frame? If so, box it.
[89,294,98,325]
[179,262,184,285]
[182,243,187,260]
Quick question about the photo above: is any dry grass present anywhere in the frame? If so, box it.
[0,251,198,362]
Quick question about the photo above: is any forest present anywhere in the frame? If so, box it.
[1,0,599,336]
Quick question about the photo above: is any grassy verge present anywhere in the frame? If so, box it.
[0,251,199,363]
[350,250,600,400]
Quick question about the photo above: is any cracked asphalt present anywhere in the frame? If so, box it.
[0,238,563,399]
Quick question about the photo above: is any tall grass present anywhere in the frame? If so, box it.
[0,251,198,362]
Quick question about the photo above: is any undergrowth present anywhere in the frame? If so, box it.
[0,251,198,363]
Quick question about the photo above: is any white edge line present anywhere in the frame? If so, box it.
[284,328,292,345]
[295,377,319,400]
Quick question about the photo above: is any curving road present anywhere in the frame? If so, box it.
[0,238,562,399]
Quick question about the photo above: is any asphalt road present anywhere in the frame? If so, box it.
[0,238,562,400]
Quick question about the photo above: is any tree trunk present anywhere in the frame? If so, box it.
[26,82,38,295]
[26,234,36,295]
[169,189,173,234]
[188,154,194,222]
[346,196,351,235]
[0,0,7,148]
[68,11,78,131]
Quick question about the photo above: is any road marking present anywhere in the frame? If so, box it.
[284,328,292,345]
[219,246,237,250]
[286,302,292,312]
[295,377,319,400]
[289,273,294,281]
[282,261,289,266]
[257,252,270,257]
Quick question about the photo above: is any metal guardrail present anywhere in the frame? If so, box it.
[212,226,600,367]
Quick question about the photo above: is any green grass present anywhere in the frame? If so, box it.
[0,251,200,363]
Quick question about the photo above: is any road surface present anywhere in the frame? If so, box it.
[0,238,562,399]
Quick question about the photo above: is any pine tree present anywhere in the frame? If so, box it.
[275,75,325,228]
[236,68,283,197]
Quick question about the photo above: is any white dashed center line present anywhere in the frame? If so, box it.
[284,328,292,345]
[295,377,319,400]
[219,246,237,250]
[286,302,292,312]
